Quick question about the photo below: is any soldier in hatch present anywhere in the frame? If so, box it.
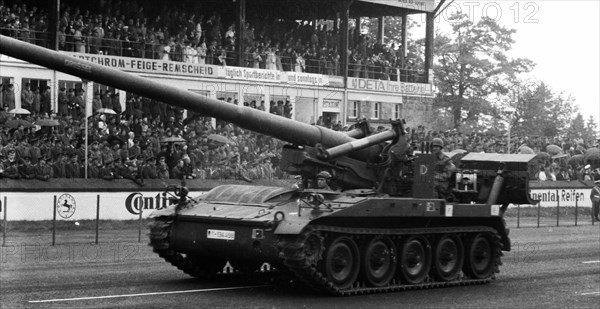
[315,171,332,190]
[431,138,456,200]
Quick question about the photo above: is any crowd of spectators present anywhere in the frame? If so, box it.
[0,0,423,81]
[0,87,296,183]
[1,91,598,184]
[407,125,600,182]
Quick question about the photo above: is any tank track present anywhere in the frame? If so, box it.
[278,225,503,296]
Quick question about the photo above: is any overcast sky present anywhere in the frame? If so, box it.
[421,0,599,126]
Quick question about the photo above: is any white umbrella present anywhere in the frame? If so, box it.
[96,108,117,115]
[8,107,31,114]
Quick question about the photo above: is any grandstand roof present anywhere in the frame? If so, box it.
[166,0,434,20]
[254,0,434,19]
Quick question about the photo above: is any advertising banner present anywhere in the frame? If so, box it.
[347,77,433,96]
[322,99,341,112]
[528,188,592,207]
[284,72,329,86]
[66,53,222,78]
[0,191,206,221]
[223,67,282,83]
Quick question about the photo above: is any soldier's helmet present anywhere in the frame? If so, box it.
[432,138,444,148]
[316,171,332,179]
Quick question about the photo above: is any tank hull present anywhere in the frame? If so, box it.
[149,185,509,295]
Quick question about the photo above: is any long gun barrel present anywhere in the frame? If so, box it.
[0,35,387,161]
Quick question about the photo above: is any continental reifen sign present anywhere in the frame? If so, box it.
[0,191,205,221]
[529,188,591,207]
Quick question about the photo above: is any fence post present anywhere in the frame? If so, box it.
[574,195,578,227]
[138,207,143,243]
[537,201,541,228]
[556,190,560,227]
[52,195,57,246]
[517,204,520,228]
[2,196,7,247]
[95,195,100,244]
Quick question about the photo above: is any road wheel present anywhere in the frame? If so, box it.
[362,236,397,287]
[322,236,360,289]
[399,235,432,284]
[432,234,464,281]
[463,233,495,279]
[303,233,324,267]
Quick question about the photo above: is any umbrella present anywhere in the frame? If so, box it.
[207,133,235,145]
[8,107,31,115]
[3,119,33,128]
[122,108,142,118]
[160,136,187,143]
[34,119,61,127]
[96,108,116,115]
[584,148,600,164]
[552,153,568,160]
[535,152,550,164]
[546,144,563,156]
[517,145,535,154]
[567,154,584,167]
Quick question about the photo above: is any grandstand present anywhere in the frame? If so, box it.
[0,0,441,181]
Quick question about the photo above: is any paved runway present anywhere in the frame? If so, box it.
[1,225,599,308]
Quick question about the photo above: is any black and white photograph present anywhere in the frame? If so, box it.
[0,0,598,308]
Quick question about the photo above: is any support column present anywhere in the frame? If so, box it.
[236,0,246,67]
[334,14,339,32]
[424,12,434,83]
[49,0,60,50]
[400,12,407,68]
[84,81,93,179]
[340,1,351,86]
[354,17,361,47]
[377,17,384,45]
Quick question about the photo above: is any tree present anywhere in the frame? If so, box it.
[433,13,535,129]
[510,80,576,138]
[585,115,599,144]
[567,113,586,139]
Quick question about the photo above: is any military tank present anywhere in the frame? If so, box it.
[0,35,538,295]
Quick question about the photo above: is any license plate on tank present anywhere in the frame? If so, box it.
[207,229,235,240]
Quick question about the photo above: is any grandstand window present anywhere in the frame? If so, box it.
[22,78,50,93]
[351,101,359,118]
[372,102,380,120]
[1,76,12,86]
[394,104,402,120]
[59,81,83,93]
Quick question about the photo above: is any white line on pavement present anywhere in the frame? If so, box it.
[581,291,600,296]
[582,260,600,264]
[28,285,271,303]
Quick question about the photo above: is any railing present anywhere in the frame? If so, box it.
[0,27,427,83]
[504,201,596,228]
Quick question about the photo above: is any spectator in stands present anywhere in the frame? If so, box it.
[35,155,53,180]
[142,156,158,179]
[2,83,15,110]
[157,155,169,179]
[21,82,33,111]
